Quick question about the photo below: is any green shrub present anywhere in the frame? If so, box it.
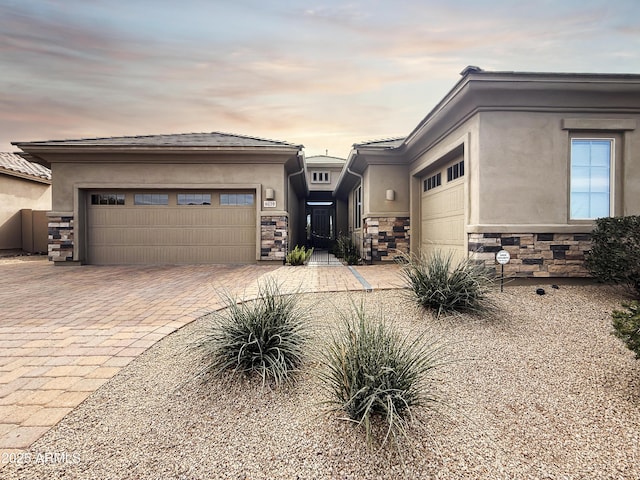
[318,301,444,446]
[286,245,313,266]
[193,280,309,386]
[612,301,640,359]
[335,234,361,265]
[585,216,640,296]
[399,251,495,316]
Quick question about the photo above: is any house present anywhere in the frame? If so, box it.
[0,152,51,253]
[13,133,305,265]
[12,68,640,276]
[335,67,640,277]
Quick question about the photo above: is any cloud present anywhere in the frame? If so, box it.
[1,0,639,157]
[0,4,149,70]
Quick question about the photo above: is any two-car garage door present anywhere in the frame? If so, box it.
[87,190,256,264]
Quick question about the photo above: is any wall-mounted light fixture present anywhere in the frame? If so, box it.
[385,189,395,201]
[265,188,275,200]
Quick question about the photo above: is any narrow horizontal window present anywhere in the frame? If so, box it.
[423,172,441,192]
[91,193,125,205]
[134,193,169,206]
[220,193,254,206]
[177,193,211,205]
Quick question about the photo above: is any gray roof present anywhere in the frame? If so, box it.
[458,65,640,80]
[0,152,51,182]
[353,137,406,149]
[13,132,303,149]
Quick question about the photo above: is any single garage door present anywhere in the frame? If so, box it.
[87,190,256,264]
[420,165,465,264]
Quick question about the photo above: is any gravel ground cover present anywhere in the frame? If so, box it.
[3,285,640,479]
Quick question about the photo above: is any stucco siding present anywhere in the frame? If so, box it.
[287,175,302,249]
[623,125,640,215]
[52,160,287,213]
[477,111,640,226]
[0,175,51,250]
[478,111,573,225]
[366,164,410,215]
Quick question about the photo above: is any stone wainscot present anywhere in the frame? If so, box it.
[48,213,74,262]
[363,217,410,262]
[261,215,288,261]
[469,232,592,277]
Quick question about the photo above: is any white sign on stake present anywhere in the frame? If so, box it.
[496,249,510,293]
[496,249,510,265]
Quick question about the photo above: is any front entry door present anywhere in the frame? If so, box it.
[311,208,332,248]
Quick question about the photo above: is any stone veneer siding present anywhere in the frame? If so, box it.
[468,232,592,277]
[363,217,410,262]
[261,215,288,261]
[48,214,74,262]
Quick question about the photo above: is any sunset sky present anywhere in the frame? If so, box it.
[1,0,639,158]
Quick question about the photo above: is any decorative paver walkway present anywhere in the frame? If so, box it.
[0,256,403,463]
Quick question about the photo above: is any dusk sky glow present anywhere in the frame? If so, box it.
[1,0,639,158]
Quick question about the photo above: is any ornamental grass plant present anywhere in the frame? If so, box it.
[334,234,361,265]
[318,300,445,447]
[193,280,309,387]
[399,251,495,317]
[286,245,313,266]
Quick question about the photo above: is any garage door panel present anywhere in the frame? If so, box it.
[89,245,256,265]
[91,226,255,246]
[421,185,464,221]
[421,217,464,245]
[87,190,256,264]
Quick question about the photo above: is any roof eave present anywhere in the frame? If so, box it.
[0,167,52,185]
[402,68,640,157]
[11,143,302,154]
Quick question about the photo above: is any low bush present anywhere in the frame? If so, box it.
[193,280,309,386]
[399,250,494,316]
[612,301,640,359]
[585,216,640,297]
[318,300,444,446]
[286,245,313,266]
[335,234,361,265]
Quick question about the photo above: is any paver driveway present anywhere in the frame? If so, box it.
[0,257,403,460]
